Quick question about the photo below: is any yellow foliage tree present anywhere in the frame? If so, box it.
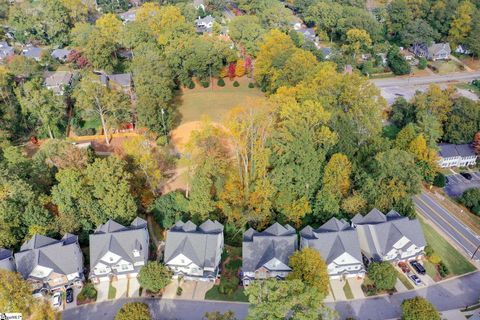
[96,13,123,38]
[413,85,455,123]
[287,248,329,298]
[448,0,475,48]
[322,153,352,197]
[236,59,245,77]
[343,28,372,58]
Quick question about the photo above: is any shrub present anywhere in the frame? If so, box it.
[428,253,442,265]
[401,297,440,320]
[218,273,238,295]
[459,188,480,216]
[115,302,151,320]
[187,80,195,89]
[368,262,397,291]
[248,82,255,88]
[418,57,428,70]
[433,173,446,188]
[77,283,97,304]
[138,261,172,293]
[176,287,183,296]
[438,262,449,277]
[233,81,239,87]
[424,245,434,257]
[156,135,167,146]
[201,80,210,88]
[217,78,225,87]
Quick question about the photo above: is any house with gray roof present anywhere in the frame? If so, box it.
[164,220,224,282]
[427,42,451,61]
[296,28,319,47]
[242,223,297,286]
[14,234,84,292]
[438,143,477,168]
[22,44,43,61]
[0,41,14,61]
[89,217,149,283]
[352,209,426,262]
[0,248,15,272]
[301,218,365,279]
[51,48,72,62]
[44,71,73,95]
[195,15,215,33]
[100,73,133,94]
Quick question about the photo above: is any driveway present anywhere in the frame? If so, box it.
[94,281,110,302]
[128,277,140,298]
[64,286,82,310]
[414,192,480,261]
[445,172,480,197]
[329,279,347,301]
[192,281,214,300]
[346,278,365,299]
[62,271,480,320]
[114,278,128,299]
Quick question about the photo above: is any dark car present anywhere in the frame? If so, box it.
[461,172,473,180]
[66,288,74,303]
[409,260,426,275]
[398,262,410,273]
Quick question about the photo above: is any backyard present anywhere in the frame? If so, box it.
[419,217,476,276]
[428,60,464,74]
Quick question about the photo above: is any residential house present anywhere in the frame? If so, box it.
[296,28,318,46]
[0,41,14,61]
[438,143,478,168]
[400,47,415,61]
[164,220,224,282]
[14,234,84,292]
[195,15,215,33]
[51,48,72,62]
[242,223,297,286]
[410,43,428,58]
[427,43,451,61]
[100,73,133,95]
[22,45,43,61]
[0,248,15,272]
[44,71,73,95]
[89,218,149,283]
[300,218,365,280]
[455,44,470,55]
[352,209,426,263]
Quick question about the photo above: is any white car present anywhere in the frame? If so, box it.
[52,292,62,307]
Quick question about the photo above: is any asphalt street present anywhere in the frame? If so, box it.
[414,192,480,260]
[445,172,480,197]
[62,272,480,320]
[371,71,480,88]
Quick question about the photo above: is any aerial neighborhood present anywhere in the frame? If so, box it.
[0,0,479,319]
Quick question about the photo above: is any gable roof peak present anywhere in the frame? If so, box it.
[263,222,288,236]
[318,217,350,232]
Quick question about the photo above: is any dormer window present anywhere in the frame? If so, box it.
[133,249,140,257]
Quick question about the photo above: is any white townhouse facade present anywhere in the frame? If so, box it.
[438,143,477,168]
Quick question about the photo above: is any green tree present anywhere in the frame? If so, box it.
[412,85,455,124]
[386,0,412,40]
[401,297,440,320]
[15,78,66,139]
[138,261,172,293]
[343,28,372,58]
[245,279,333,320]
[466,13,480,57]
[459,188,480,216]
[443,98,480,144]
[323,153,352,197]
[448,1,475,48]
[229,15,265,56]
[287,248,329,297]
[115,302,151,320]
[399,19,439,47]
[73,73,131,145]
[149,191,189,228]
[368,262,397,291]
[387,46,411,75]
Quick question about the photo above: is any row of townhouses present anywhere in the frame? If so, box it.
[437,143,478,168]
[0,210,426,293]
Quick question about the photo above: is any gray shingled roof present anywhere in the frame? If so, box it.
[354,209,426,261]
[0,41,14,60]
[301,218,362,265]
[428,43,451,56]
[101,73,132,87]
[242,223,297,273]
[0,248,15,272]
[164,220,223,269]
[439,143,476,158]
[89,218,148,275]
[44,71,73,92]
[51,49,72,60]
[22,45,42,60]
[14,234,83,280]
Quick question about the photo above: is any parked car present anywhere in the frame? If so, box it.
[66,288,74,303]
[52,292,62,307]
[410,260,426,275]
[461,172,473,180]
[410,274,422,286]
[398,262,410,273]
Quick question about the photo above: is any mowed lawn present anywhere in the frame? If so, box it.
[419,217,476,275]
[175,77,266,124]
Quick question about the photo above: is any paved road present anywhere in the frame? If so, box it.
[445,172,480,197]
[371,71,480,88]
[414,192,480,260]
[63,272,480,320]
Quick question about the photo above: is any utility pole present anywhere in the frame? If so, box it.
[472,244,480,260]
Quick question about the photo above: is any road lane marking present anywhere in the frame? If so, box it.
[415,196,480,249]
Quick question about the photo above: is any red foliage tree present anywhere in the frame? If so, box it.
[473,132,480,154]
[245,56,253,76]
[228,62,236,80]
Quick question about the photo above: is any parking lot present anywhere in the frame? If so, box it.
[444,172,480,197]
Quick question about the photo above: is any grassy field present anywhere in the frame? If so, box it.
[429,60,463,74]
[419,217,476,275]
[175,77,266,124]
[343,281,354,299]
[424,261,440,281]
[397,271,414,290]
[456,83,480,97]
